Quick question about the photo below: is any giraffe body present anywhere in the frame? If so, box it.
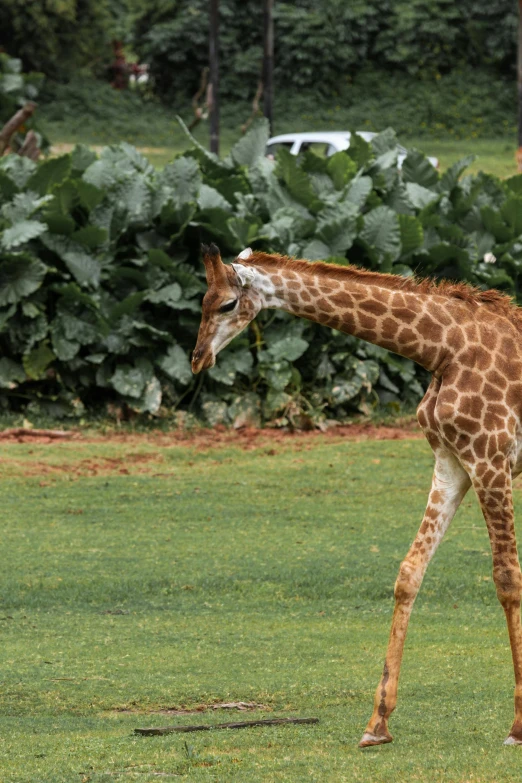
[192,244,522,746]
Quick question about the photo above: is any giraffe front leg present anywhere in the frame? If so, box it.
[359,453,470,747]
[473,470,522,745]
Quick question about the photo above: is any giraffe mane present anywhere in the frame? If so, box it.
[247,252,522,329]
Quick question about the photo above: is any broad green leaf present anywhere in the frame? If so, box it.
[264,360,292,391]
[1,219,46,249]
[345,176,372,208]
[23,342,55,380]
[41,235,101,287]
[326,152,357,190]
[346,133,373,168]
[230,117,270,167]
[275,147,321,213]
[56,309,99,344]
[159,156,201,204]
[405,182,439,210]
[110,364,145,398]
[72,225,108,249]
[198,183,232,212]
[129,375,162,414]
[370,128,397,157]
[71,144,98,173]
[505,174,522,196]
[147,283,182,305]
[82,159,118,189]
[438,155,475,192]
[0,155,36,189]
[500,196,522,237]
[76,180,104,211]
[157,345,192,385]
[398,214,424,255]
[148,249,174,269]
[301,239,331,261]
[209,351,251,386]
[2,191,52,222]
[360,206,401,260]
[51,321,80,361]
[480,205,513,243]
[331,375,364,404]
[0,357,25,389]
[27,155,71,196]
[316,214,357,256]
[401,149,438,188]
[226,216,261,248]
[0,255,46,305]
[268,336,308,362]
[0,170,17,200]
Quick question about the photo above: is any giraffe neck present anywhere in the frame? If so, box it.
[244,254,455,373]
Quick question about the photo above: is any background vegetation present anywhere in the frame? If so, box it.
[1,1,522,422]
[1,121,521,423]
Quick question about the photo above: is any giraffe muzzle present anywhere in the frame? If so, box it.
[191,346,215,374]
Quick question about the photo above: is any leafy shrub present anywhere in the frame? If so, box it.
[0,121,521,425]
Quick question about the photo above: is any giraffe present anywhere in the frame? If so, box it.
[191,242,522,747]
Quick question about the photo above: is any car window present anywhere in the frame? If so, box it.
[265,142,293,159]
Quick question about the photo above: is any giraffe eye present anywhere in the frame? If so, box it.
[219,299,238,314]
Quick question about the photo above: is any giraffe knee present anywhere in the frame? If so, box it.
[493,566,522,606]
[394,560,422,603]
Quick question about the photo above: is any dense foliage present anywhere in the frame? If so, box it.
[134,0,517,102]
[1,121,521,425]
[0,0,136,79]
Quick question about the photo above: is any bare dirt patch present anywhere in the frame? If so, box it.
[56,421,422,452]
[0,451,163,478]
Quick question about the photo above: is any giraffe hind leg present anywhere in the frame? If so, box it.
[359,451,471,747]
[471,462,522,746]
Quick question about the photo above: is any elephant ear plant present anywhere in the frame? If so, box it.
[0,117,521,425]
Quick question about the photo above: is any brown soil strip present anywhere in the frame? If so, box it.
[0,421,422,449]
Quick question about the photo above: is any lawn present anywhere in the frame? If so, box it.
[42,96,520,178]
[1,430,522,782]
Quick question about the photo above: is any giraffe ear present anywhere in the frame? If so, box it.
[237,247,253,260]
[231,263,255,289]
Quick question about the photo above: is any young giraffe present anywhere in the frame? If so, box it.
[192,242,522,747]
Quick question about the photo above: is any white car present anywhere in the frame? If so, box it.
[265,131,439,170]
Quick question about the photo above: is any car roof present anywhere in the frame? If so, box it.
[267,131,376,144]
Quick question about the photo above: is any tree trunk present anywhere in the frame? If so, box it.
[517,0,522,172]
[263,0,274,134]
[209,0,220,154]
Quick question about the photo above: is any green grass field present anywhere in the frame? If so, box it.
[43,96,520,178]
[1,431,522,782]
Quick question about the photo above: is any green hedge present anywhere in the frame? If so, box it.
[134,0,517,102]
[0,120,521,425]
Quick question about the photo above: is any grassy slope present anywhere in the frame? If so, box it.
[1,435,522,782]
[40,87,520,177]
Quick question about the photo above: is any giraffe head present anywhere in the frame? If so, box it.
[191,243,262,373]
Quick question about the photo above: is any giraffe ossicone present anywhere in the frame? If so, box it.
[192,243,522,747]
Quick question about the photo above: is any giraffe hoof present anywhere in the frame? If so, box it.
[504,735,522,745]
[358,731,393,748]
